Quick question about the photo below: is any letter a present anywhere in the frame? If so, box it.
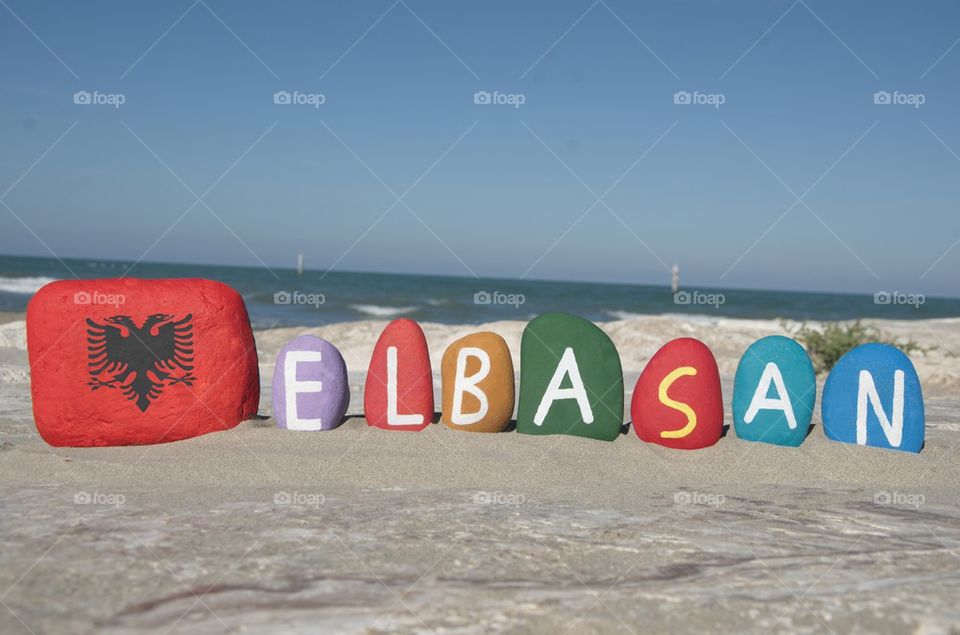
[744,362,798,430]
[534,347,594,425]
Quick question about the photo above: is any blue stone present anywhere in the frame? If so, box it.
[821,343,924,453]
[733,336,815,447]
[272,335,350,431]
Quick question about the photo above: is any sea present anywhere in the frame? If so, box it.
[1,254,957,328]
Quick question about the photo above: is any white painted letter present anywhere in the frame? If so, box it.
[534,347,594,425]
[856,369,905,447]
[284,350,324,431]
[387,346,425,426]
[451,347,490,425]
[744,362,798,430]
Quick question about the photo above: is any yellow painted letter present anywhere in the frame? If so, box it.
[659,366,698,439]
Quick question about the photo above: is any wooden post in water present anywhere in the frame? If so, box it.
[297,253,304,276]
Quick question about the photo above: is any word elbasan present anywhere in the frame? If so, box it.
[277,314,924,454]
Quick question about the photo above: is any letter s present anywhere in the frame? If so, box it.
[658,366,697,439]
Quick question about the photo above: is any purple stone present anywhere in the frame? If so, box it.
[272,335,349,431]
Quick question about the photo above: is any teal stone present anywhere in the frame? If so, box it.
[732,336,815,447]
[516,312,623,441]
[822,343,924,453]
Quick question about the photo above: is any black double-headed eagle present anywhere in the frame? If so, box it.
[86,314,195,412]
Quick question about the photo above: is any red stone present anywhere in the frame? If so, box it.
[364,318,434,431]
[631,337,723,449]
[27,278,260,447]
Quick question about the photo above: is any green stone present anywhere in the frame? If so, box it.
[517,312,623,441]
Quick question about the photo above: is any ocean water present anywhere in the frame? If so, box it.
[1,254,958,327]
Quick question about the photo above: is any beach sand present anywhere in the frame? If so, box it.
[2,315,960,633]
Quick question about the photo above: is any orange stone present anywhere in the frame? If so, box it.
[441,331,515,433]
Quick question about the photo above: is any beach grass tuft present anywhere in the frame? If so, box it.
[787,320,932,373]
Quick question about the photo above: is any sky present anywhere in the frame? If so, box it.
[1,0,959,296]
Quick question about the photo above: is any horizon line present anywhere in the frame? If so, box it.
[0,250,957,303]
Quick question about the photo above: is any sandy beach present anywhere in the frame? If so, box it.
[2,314,960,634]
[6,0,960,631]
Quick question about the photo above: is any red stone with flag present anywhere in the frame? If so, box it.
[27,278,260,446]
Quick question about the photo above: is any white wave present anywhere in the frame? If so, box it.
[604,310,720,324]
[350,304,418,318]
[0,276,57,295]
[605,310,646,321]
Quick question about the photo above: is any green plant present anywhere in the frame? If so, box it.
[784,320,932,374]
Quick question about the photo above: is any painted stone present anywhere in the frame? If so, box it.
[272,335,349,431]
[732,336,815,447]
[822,343,924,453]
[632,338,723,449]
[27,278,259,447]
[364,318,434,431]
[441,331,514,433]
[516,313,623,441]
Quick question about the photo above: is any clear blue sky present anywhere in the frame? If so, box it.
[1,1,959,296]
